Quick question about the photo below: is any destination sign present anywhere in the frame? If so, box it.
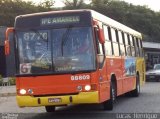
[41,16,80,25]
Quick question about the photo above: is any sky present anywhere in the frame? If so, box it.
[24,0,160,12]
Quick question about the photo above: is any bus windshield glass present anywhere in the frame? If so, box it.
[17,27,96,75]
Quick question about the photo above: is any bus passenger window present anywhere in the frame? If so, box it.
[111,28,119,56]
[129,35,135,56]
[118,31,123,44]
[122,32,127,56]
[103,25,112,56]
[98,42,103,55]
[103,25,110,41]
[129,35,133,46]
[98,41,105,69]
[111,28,117,42]
[135,37,140,57]
[124,33,128,45]
[138,39,143,57]
[95,25,105,69]
[124,33,131,56]
[118,31,125,56]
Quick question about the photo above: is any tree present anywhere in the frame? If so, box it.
[0,0,51,26]
[63,0,85,9]
[38,0,55,10]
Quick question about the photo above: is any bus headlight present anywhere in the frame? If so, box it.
[20,89,27,95]
[84,85,91,91]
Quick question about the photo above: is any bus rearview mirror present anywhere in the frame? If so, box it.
[98,28,105,44]
[5,40,10,55]
[93,20,105,44]
[5,27,14,55]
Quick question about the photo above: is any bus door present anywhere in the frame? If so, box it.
[94,21,110,102]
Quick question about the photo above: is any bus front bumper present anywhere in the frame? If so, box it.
[16,91,99,107]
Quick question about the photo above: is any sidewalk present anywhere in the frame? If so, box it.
[0,85,16,97]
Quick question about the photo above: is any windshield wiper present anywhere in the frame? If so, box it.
[61,25,73,56]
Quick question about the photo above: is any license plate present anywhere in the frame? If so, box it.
[149,76,155,79]
[48,98,62,103]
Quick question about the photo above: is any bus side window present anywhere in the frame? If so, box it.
[122,32,127,56]
[94,26,101,54]
[98,42,103,55]
[129,35,135,57]
[111,28,119,56]
[118,30,125,56]
[138,38,143,57]
[97,39,105,69]
[132,36,138,57]
[103,25,113,56]
[94,24,105,69]
[124,33,131,56]
[135,37,140,57]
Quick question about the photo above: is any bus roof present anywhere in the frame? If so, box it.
[89,10,142,39]
[16,9,142,38]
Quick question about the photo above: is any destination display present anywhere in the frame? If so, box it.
[41,16,80,26]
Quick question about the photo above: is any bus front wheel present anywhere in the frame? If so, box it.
[103,81,116,110]
[45,106,56,112]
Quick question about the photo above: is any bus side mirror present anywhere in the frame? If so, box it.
[97,28,105,44]
[93,20,105,44]
[5,27,14,55]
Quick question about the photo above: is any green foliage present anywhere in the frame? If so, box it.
[0,0,54,26]
[63,0,86,9]
[9,77,16,85]
[38,0,55,9]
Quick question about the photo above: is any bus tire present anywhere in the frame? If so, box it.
[103,81,116,110]
[45,106,56,112]
[130,74,140,97]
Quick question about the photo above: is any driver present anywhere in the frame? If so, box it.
[76,33,91,54]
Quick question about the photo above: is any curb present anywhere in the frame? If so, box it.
[0,93,16,97]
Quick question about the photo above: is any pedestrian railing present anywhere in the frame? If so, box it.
[2,77,10,86]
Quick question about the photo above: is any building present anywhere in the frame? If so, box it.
[143,41,160,71]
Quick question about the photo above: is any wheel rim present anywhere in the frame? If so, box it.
[112,85,116,101]
[136,75,140,93]
[137,81,140,93]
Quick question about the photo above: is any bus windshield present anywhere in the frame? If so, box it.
[17,27,96,75]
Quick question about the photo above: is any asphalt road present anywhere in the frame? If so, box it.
[0,82,160,119]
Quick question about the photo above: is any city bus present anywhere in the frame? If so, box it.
[5,9,145,112]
